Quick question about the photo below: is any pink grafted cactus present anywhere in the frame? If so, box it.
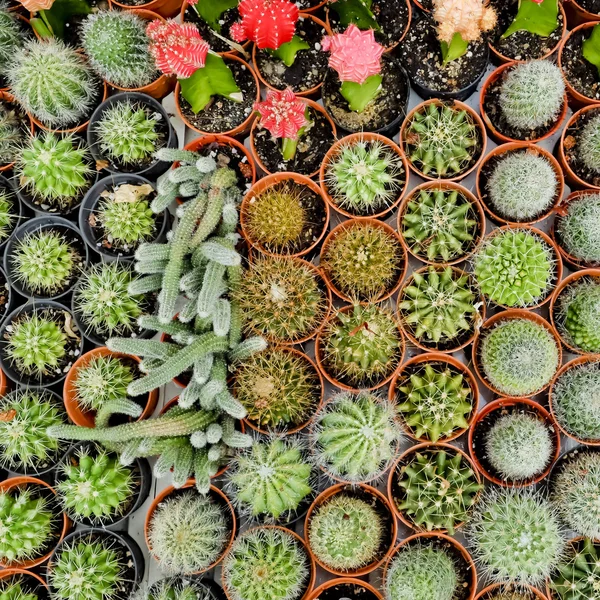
[146,20,209,79]
[254,88,307,139]
[432,0,497,46]
[230,0,299,50]
[321,24,385,84]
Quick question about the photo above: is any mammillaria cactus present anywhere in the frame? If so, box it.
[137,578,217,600]
[0,105,22,165]
[0,189,14,242]
[0,7,24,75]
[551,538,600,600]
[555,192,600,265]
[557,279,600,353]
[577,114,600,175]
[0,579,39,600]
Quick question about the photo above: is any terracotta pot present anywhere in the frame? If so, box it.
[472,309,563,398]
[63,347,158,428]
[0,476,70,569]
[480,62,569,144]
[320,218,407,303]
[546,536,594,600]
[174,55,259,137]
[0,91,34,173]
[308,578,383,600]
[563,0,600,27]
[304,482,397,577]
[400,98,487,182]
[382,532,477,600]
[108,0,182,18]
[240,171,330,259]
[397,265,485,353]
[320,132,409,220]
[396,180,485,266]
[468,397,561,487]
[0,568,48,593]
[314,303,405,392]
[0,368,8,399]
[389,352,479,443]
[476,582,548,600]
[250,98,336,178]
[476,142,565,225]
[144,481,236,574]
[387,442,482,534]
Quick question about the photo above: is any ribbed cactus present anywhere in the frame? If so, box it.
[557,279,600,354]
[555,192,600,265]
[551,538,600,600]
[97,194,156,248]
[0,104,22,165]
[0,8,24,75]
[577,113,600,175]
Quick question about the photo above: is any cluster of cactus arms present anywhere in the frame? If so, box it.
[473,229,555,308]
[97,194,156,247]
[0,579,39,600]
[395,448,482,535]
[400,187,478,263]
[139,578,216,600]
[321,221,404,301]
[404,102,479,177]
[308,494,383,572]
[396,361,473,442]
[551,538,600,600]
[0,189,15,241]
[312,391,402,483]
[226,437,312,520]
[0,488,53,564]
[48,155,265,494]
[558,279,600,354]
[222,528,309,600]
[578,114,600,175]
[0,105,22,165]
[0,7,24,75]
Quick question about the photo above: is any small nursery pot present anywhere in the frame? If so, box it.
[87,92,178,179]
[144,481,236,575]
[399,98,487,182]
[308,579,383,600]
[0,476,70,570]
[63,347,159,428]
[304,483,397,577]
[389,352,479,443]
[107,0,182,18]
[476,142,565,225]
[4,216,89,302]
[319,132,409,220]
[563,0,600,27]
[480,62,569,144]
[0,569,48,598]
[475,582,548,600]
[472,309,563,398]
[468,397,561,487]
[0,92,34,173]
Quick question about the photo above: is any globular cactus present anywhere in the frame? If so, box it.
[0,578,39,600]
[395,361,473,443]
[97,193,156,247]
[320,221,405,301]
[479,318,559,397]
[486,150,558,222]
[137,578,216,600]
[311,391,402,483]
[0,105,22,165]
[0,189,15,242]
[397,266,478,347]
[577,113,600,175]
[557,279,600,354]
[80,11,156,88]
[222,527,310,600]
[555,192,600,265]
[0,8,24,75]
[465,488,565,586]
[400,187,478,263]
[307,494,383,572]
[8,39,98,128]
[226,437,313,521]
[404,102,479,177]
[550,538,600,600]
[485,592,535,600]
[484,412,553,482]
[499,61,565,132]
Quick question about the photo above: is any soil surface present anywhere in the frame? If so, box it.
[314,583,380,600]
[0,269,8,318]
[577,0,600,13]
[561,28,600,102]
[184,5,243,54]
[62,0,107,48]
[196,141,254,190]
[563,106,600,187]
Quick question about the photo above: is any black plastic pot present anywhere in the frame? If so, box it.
[0,175,23,253]
[87,92,178,179]
[79,173,170,261]
[546,445,600,494]
[4,216,89,302]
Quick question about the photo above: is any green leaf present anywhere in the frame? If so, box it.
[179,53,242,113]
[29,16,53,39]
[329,0,380,31]
[271,35,310,67]
[340,74,382,112]
[441,32,469,65]
[502,0,558,39]
[583,24,600,78]
[43,0,91,39]
[194,0,238,33]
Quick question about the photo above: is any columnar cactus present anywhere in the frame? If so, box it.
[555,192,600,265]
[551,538,600,600]
[557,279,600,354]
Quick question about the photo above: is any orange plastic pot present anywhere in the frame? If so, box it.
[472,309,563,398]
[480,62,568,144]
[476,143,565,225]
[0,91,34,173]
[476,582,548,600]
[0,368,8,398]
[563,0,600,27]
[250,98,336,178]
[0,568,47,589]
[63,347,158,428]
[108,0,182,18]
[304,483,397,577]
[389,352,479,443]
[468,397,561,487]
[400,98,487,182]
[320,132,409,220]
[308,579,383,600]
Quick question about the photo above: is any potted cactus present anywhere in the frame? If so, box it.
[0,94,31,172]
[548,537,600,600]
[476,583,548,600]
[0,177,21,251]
[0,6,28,90]
[0,569,49,600]
[134,577,226,600]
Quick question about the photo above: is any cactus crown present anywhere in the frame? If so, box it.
[0,8,24,75]
[222,527,309,600]
[499,60,565,131]
[577,113,600,175]
[96,192,156,247]
[0,104,23,165]
[0,578,39,600]
[0,188,15,242]
[479,318,559,397]
[404,101,479,177]
[551,538,600,600]
[486,150,558,221]
[556,193,600,265]
[557,278,600,354]
[80,11,157,88]
[8,39,98,128]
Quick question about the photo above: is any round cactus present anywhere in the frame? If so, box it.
[557,279,600,354]
[0,8,24,75]
[0,578,39,600]
[577,113,600,175]
[0,104,23,165]
[550,538,600,600]
[555,192,600,265]
[139,578,216,600]
[0,188,15,242]
[97,194,156,247]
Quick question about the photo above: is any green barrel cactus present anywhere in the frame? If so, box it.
[97,193,156,248]
[0,188,16,243]
[0,578,39,600]
[551,538,600,600]
[557,279,600,353]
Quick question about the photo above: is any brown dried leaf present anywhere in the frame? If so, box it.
[563,135,577,151]
[112,183,154,203]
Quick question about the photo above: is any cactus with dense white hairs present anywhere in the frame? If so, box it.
[557,278,600,354]
[134,578,216,600]
[577,113,600,175]
[555,192,600,265]
[0,7,25,75]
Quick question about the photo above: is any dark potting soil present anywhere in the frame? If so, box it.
[563,106,600,187]
[322,54,409,133]
[197,141,254,190]
[0,270,9,319]
[489,0,564,61]
[327,0,410,49]
[314,583,380,600]
[255,15,329,94]
[3,574,49,600]
[253,106,335,176]
[562,29,600,102]
[0,99,30,168]
[296,0,324,8]
[184,5,243,54]
[178,59,256,133]
[576,0,600,13]
[397,17,489,94]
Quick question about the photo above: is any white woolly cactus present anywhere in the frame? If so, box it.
[0,7,25,75]
[555,192,600,265]
[577,113,600,175]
